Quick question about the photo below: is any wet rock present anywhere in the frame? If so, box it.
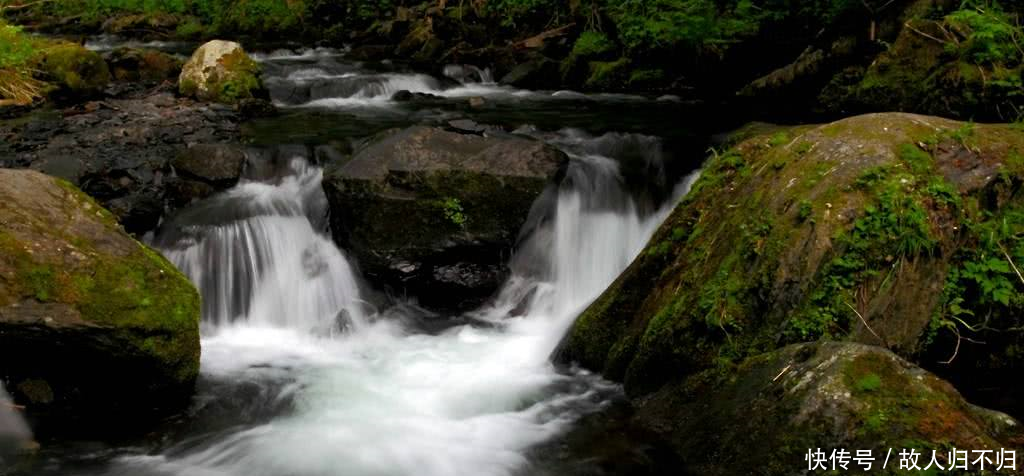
[173,143,247,186]
[347,44,394,62]
[179,40,267,105]
[0,88,242,235]
[236,97,278,119]
[390,89,446,103]
[322,126,568,312]
[499,57,560,90]
[0,169,201,436]
[105,47,182,83]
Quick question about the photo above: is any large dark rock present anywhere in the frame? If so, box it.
[555,342,1021,476]
[561,113,1024,412]
[0,88,243,235]
[323,126,567,312]
[0,169,201,436]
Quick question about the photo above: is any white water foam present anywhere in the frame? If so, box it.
[127,136,699,476]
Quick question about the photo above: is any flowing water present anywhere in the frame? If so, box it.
[22,45,708,476]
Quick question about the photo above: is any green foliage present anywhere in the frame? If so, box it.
[945,1,1024,67]
[897,143,933,175]
[571,30,615,57]
[609,0,762,55]
[0,21,37,69]
[790,174,940,340]
[768,131,789,147]
[482,0,568,28]
[797,200,813,222]
[441,197,467,226]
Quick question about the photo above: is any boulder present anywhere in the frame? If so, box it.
[322,126,567,311]
[105,47,182,83]
[556,342,1021,475]
[561,113,1024,413]
[179,40,266,105]
[34,42,111,101]
[0,169,201,435]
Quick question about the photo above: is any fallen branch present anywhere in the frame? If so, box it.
[904,21,949,45]
[772,364,792,382]
[845,301,886,347]
[0,0,52,13]
[513,23,575,49]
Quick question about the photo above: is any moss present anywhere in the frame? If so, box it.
[563,113,1024,402]
[0,176,200,384]
[584,57,630,90]
[571,31,615,58]
[207,48,262,103]
[34,42,111,95]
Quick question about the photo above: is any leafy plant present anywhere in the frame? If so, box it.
[945,1,1024,67]
[441,197,467,226]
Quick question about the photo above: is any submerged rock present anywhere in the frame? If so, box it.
[179,40,266,105]
[0,169,200,435]
[322,126,567,311]
[561,113,1024,412]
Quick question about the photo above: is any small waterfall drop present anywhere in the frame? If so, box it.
[156,157,366,333]
[110,131,699,476]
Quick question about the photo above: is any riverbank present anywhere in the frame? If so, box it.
[4,0,1023,123]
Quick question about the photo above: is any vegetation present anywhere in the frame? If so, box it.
[0,19,44,104]
[441,197,467,227]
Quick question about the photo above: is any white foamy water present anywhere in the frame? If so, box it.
[125,134,699,476]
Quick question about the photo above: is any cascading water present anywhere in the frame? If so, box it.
[100,131,699,476]
[156,159,366,333]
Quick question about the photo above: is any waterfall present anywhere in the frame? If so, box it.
[156,157,366,333]
[115,132,699,476]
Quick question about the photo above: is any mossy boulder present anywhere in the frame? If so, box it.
[561,113,1024,412]
[626,342,1021,475]
[322,126,567,312]
[0,169,201,434]
[819,12,1022,121]
[179,40,266,105]
[106,47,183,83]
[34,42,111,100]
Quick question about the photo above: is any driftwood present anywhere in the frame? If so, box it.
[513,23,575,49]
[0,0,53,13]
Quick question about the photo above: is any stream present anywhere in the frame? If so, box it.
[20,42,707,476]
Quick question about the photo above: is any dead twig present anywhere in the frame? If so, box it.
[904,21,949,45]
[999,244,1024,286]
[845,301,886,347]
[772,364,792,382]
[0,0,52,13]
